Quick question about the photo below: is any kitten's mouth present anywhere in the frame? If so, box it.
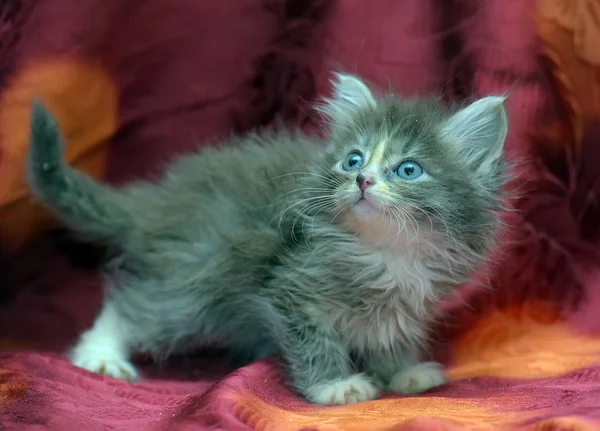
[354,193,379,211]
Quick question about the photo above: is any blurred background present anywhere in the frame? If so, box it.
[1,0,600,429]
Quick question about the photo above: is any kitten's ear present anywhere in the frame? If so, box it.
[442,96,508,175]
[317,73,376,124]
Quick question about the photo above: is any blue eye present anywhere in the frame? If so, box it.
[395,160,424,180]
[342,151,364,171]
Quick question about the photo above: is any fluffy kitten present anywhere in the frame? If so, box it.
[27,73,508,405]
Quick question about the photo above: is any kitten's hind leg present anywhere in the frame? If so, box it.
[70,302,138,380]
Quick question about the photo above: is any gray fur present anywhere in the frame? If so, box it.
[27,74,508,405]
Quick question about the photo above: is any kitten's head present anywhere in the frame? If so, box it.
[313,73,508,260]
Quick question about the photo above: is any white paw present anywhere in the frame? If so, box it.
[70,340,138,381]
[70,303,138,381]
[305,374,380,406]
[388,362,446,395]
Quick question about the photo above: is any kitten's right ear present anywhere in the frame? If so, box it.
[316,73,376,125]
[442,96,508,176]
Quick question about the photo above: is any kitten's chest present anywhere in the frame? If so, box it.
[330,251,438,352]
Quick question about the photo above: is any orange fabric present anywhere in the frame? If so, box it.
[0,368,28,407]
[233,393,527,431]
[234,394,524,431]
[537,0,600,146]
[539,0,600,67]
[0,57,117,252]
[448,302,600,380]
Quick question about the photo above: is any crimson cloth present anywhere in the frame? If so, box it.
[2,0,600,430]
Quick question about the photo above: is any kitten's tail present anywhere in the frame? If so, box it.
[27,99,133,244]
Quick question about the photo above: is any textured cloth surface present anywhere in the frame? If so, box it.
[0,0,321,250]
[2,0,600,430]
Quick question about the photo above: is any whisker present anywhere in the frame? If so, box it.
[299,201,337,247]
[386,206,404,251]
[272,195,331,245]
[262,171,334,183]
[291,199,335,243]
[388,204,408,250]
[273,187,336,201]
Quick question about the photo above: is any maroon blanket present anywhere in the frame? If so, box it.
[3,0,600,429]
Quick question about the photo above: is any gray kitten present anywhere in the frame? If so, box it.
[27,73,508,405]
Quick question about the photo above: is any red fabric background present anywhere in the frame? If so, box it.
[2,0,600,429]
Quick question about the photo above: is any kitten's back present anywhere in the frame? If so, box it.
[27,100,322,255]
[118,132,322,243]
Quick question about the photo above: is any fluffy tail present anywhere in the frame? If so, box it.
[28,99,133,244]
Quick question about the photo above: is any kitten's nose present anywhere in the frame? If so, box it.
[356,173,375,191]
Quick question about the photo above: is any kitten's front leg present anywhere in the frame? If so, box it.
[365,350,447,395]
[281,316,379,405]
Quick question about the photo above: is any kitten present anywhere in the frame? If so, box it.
[27,73,508,406]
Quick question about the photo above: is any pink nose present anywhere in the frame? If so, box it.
[356,174,375,191]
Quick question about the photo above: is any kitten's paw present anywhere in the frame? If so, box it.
[305,374,379,406]
[70,343,138,381]
[388,362,446,395]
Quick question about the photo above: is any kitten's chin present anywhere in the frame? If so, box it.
[353,198,379,215]
[349,192,385,219]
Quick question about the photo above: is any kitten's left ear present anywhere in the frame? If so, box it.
[442,96,508,175]
[317,73,377,124]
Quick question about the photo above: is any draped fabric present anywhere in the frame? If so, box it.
[2,0,600,429]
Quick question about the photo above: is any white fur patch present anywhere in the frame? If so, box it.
[70,303,138,381]
[327,249,440,353]
[329,207,463,356]
[388,362,446,394]
[305,374,379,406]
